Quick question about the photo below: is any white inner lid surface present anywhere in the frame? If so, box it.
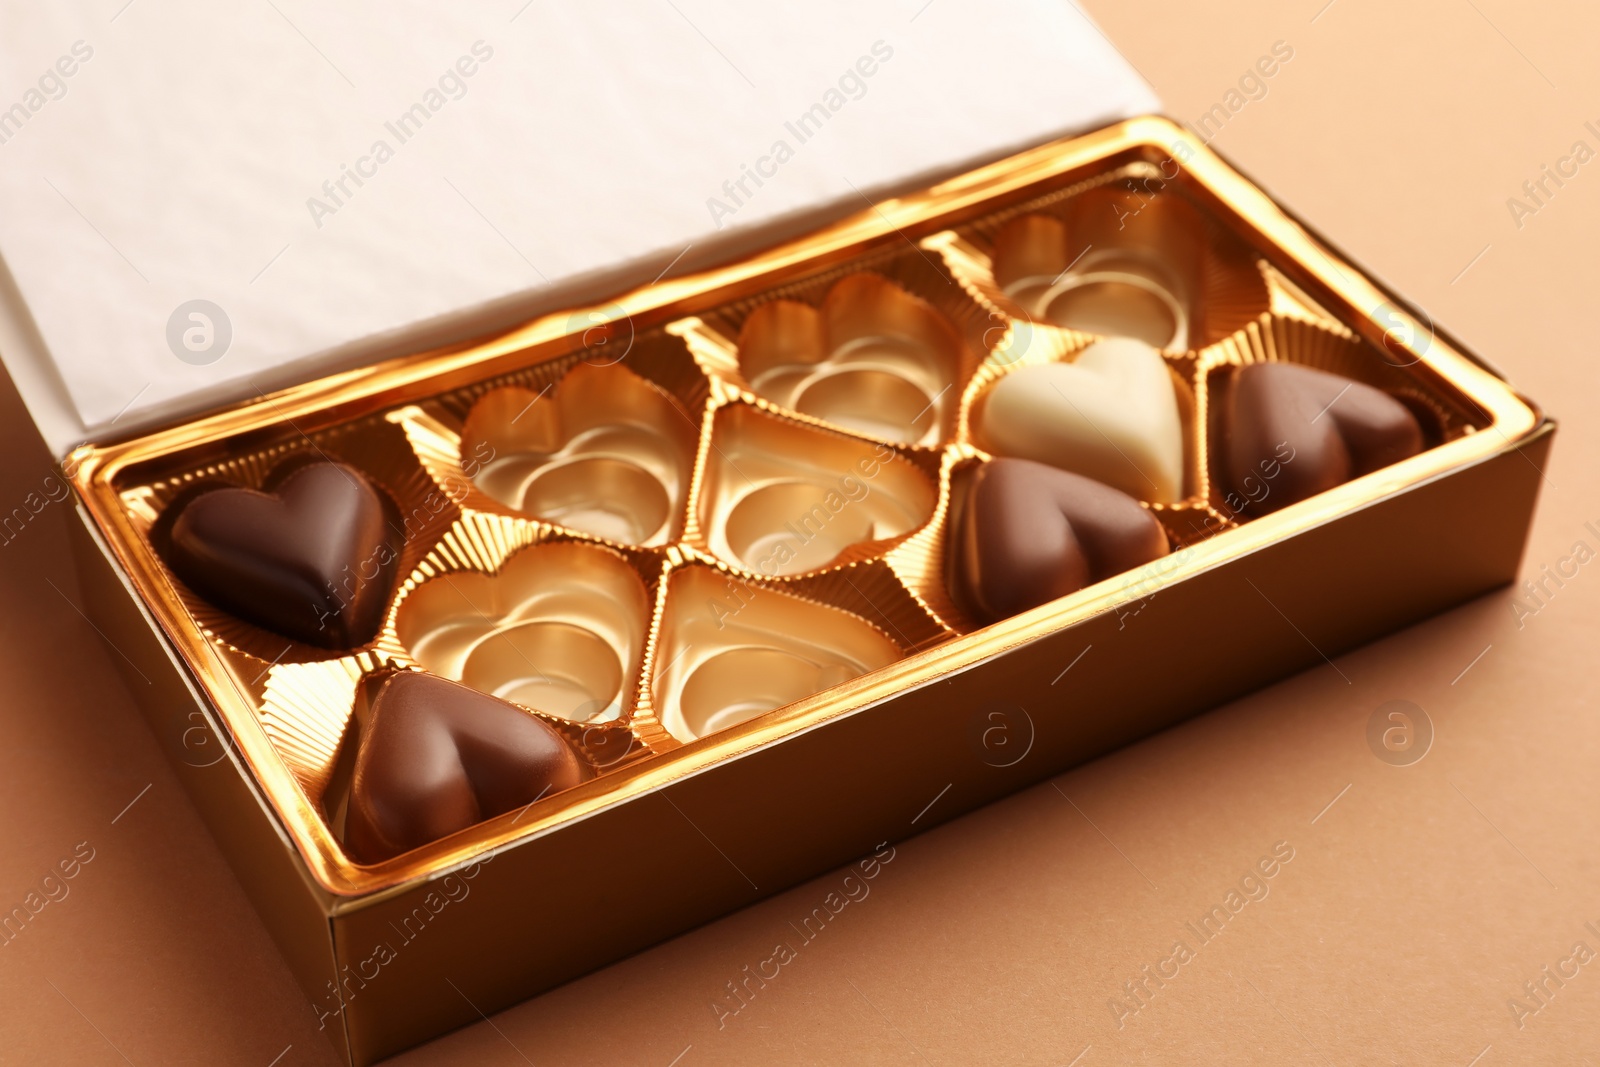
[0,0,1155,456]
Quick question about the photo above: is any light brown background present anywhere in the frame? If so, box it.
[3,1,1597,1063]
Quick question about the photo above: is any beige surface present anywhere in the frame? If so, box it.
[3,1,1597,1062]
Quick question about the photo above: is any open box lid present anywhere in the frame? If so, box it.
[0,0,1155,458]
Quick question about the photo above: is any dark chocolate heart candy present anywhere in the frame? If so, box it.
[1221,362,1423,516]
[164,460,400,648]
[955,458,1170,624]
[344,671,593,863]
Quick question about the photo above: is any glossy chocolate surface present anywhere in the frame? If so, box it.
[344,671,592,864]
[1221,362,1424,515]
[163,459,401,649]
[954,458,1171,624]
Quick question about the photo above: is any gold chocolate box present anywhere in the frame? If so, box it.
[64,116,1550,1064]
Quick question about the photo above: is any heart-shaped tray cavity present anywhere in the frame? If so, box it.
[986,183,1267,352]
[696,405,938,577]
[651,565,902,742]
[458,363,698,547]
[734,273,969,446]
[393,540,650,723]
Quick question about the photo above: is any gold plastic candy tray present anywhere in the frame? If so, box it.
[68,116,1542,907]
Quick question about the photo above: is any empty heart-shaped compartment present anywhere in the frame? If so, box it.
[458,363,698,547]
[697,404,938,577]
[652,566,902,742]
[734,273,970,446]
[989,184,1267,351]
[393,540,650,723]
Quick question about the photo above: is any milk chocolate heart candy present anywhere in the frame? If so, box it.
[344,671,593,864]
[164,460,401,649]
[1222,362,1424,516]
[955,458,1170,624]
[974,337,1186,503]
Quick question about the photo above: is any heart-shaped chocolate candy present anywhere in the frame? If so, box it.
[954,458,1170,624]
[164,460,400,649]
[1220,362,1424,516]
[974,337,1186,504]
[344,671,593,863]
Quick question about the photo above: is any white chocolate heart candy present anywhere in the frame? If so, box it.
[974,337,1185,504]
